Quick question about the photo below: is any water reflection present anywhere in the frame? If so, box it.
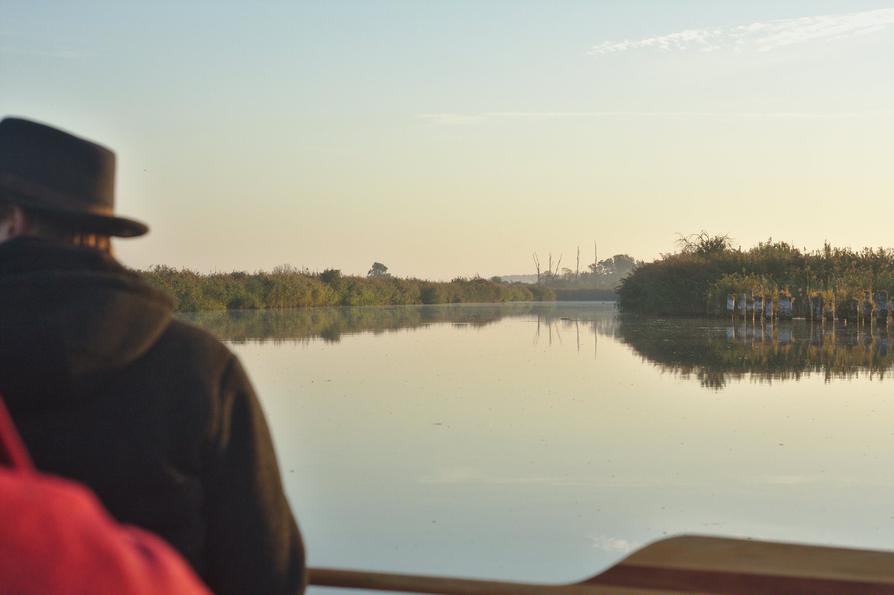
[181,303,894,390]
[179,302,612,344]
[618,317,893,389]
[185,302,893,584]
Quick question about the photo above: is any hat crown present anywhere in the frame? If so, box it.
[0,117,146,237]
[0,117,116,211]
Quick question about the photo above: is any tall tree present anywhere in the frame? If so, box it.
[368,262,389,277]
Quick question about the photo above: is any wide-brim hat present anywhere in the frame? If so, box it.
[0,117,148,238]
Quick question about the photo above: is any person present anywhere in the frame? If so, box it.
[0,398,211,595]
[0,117,306,595]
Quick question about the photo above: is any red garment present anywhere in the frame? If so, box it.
[0,399,210,595]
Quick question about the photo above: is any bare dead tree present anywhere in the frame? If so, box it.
[532,253,541,284]
[554,254,562,277]
[576,246,580,278]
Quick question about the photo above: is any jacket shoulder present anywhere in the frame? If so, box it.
[128,318,242,402]
[156,318,236,369]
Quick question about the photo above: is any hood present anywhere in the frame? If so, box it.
[0,237,173,408]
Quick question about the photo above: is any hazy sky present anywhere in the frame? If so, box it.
[2,1,894,279]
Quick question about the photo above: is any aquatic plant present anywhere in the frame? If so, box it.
[618,237,894,316]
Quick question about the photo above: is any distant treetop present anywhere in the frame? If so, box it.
[368,262,389,277]
[677,232,733,256]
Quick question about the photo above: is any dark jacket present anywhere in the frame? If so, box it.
[0,237,305,595]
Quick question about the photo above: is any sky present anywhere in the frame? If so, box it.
[2,0,894,279]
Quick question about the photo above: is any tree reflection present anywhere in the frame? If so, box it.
[616,317,893,389]
[181,304,893,390]
[180,303,618,345]
[181,303,552,344]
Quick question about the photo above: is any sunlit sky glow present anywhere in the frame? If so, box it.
[2,1,893,279]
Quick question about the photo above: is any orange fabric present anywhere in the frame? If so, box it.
[0,399,210,595]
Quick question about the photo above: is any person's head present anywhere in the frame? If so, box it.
[0,117,148,252]
[0,198,113,253]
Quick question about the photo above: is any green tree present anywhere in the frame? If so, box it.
[677,232,732,256]
[368,262,389,277]
[319,269,342,284]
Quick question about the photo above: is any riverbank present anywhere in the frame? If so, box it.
[618,236,894,317]
[141,266,558,311]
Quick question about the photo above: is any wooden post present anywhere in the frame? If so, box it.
[876,290,889,326]
[746,290,754,325]
[809,292,813,323]
[862,290,873,327]
[778,294,793,320]
[809,293,822,323]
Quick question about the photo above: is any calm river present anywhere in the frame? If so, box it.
[184,302,893,592]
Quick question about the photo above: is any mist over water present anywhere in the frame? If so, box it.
[186,303,894,590]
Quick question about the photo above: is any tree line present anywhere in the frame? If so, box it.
[618,233,894,316]
[141,264,555,312]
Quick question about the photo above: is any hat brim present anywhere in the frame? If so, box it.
[0,193,148,238]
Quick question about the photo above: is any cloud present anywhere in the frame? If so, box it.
[590,8,894,55]
[418,110,889,124]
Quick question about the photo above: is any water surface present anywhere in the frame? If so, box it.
[184,303,894,589]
